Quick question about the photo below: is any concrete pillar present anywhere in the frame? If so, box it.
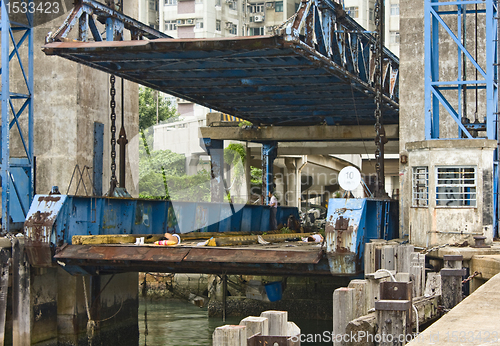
[261,141,277,204]
[202,138,224,202]
[375,300,411,346]
[239,316,269,337]
[347,279,369,318]
[284,157,297,207]
[213,325,247,346]
[260,310,287,336]
[440,255,465,310]
[332,287,354,345]
[0,248,10,345]
[12,239,30,346]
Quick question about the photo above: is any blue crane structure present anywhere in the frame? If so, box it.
[0,1,34,234]
[424,0,499,235]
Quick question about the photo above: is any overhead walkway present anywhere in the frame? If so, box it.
[43,0,399,127]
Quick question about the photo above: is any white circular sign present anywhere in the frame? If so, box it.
[339,166,361,191]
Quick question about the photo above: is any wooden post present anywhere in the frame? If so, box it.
[333,287,354,345]
[12,239,30,346]
[213,325,247,346]
[222,274,227,322]
[260,310,288,336]
[423,272,441,297]
[440,255,464,310]
[239,316,269,337]
[0,248,10,346]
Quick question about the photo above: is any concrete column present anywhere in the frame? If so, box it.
[261,141,277,204]
[12,239,30,346]
[260,310,287,336]
[202,138,224,202]
[332,287,355,345]
[0,248,10,345]
[440,255,465,310]
[284,158,296,207]
[239,316,269,336]
[213,325,247,346]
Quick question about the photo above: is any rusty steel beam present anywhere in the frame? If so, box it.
[54,244,333,276]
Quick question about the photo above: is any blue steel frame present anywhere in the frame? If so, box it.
[0,1,34,233]
[424,0,499,236]
[424,0,498,140]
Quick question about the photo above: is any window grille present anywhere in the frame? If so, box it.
[412,166,428,207]
[436,166,476,207]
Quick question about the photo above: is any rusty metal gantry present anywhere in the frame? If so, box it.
[43,0,399,202]
[44,0,399,127]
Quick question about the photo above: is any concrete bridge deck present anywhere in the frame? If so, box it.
[407,271,500,346]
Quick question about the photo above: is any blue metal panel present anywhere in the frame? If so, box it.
[24,195,301,248]
[325,198,398,275]
[93,122,104,196]
[1,2,34,233]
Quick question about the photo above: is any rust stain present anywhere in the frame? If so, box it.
[37,196,61,203]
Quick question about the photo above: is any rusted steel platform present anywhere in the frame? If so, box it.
[42,35,398,127]
[54,242,332,276]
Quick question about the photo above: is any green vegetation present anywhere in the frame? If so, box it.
[139,87,179,130]
[138,88,209,201]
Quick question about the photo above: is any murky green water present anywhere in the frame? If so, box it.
[138,298,332,346]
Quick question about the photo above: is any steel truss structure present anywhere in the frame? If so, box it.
[0,1,34,233]
[424,0,499,234]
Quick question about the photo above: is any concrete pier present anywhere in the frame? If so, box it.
[407,272,500,346]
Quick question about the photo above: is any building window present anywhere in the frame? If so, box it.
[165,0,177,5]
[390,4,399,16]
[345,6,358,18]
[216,0,221,6]
[275,1,283,12]
[229,0,237,10]
[195,19,204,29]
[369,9,374,22]
[149,0,158,11]
[229,23,237,35]
[216,19,221,31]
[390,31,400,44]
[165,20,177,31]
[249,3,264,13]
[412,167,429,207]
[436,166,477,207]
[249,27,264,35]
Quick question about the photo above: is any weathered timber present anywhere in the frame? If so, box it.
[260,311,288,336]
[213,325,247,346]
[240,316,269,337]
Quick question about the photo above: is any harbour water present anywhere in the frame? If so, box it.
[138,298,332,345]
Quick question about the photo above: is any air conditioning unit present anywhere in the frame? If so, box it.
[265,2,274,9]
[254,15,264,22]
[186,18,194,24]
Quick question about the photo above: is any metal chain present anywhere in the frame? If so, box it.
[420,243,450,255]
[373,0,384,196]
[462,271,481,284]
[110,75,117,184]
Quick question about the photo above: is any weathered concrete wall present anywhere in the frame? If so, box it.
[57,269,139,346]
[399,1,490,242]
[406,140,496,248]
[11,2,139,197]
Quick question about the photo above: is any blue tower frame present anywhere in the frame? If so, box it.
[0,1,34,233]
[424,0,499,234]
